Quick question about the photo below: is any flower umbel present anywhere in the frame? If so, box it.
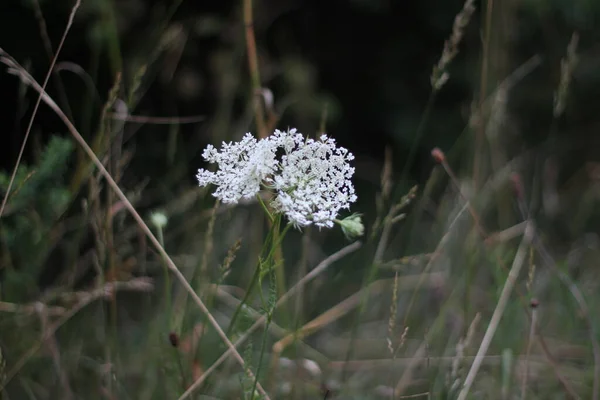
[196,133,279,204]
[197,129,358,230]
[270,132,357,228]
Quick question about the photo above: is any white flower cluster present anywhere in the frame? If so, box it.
[196,129,357,229]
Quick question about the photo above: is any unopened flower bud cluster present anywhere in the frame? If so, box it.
[197,129,357,229]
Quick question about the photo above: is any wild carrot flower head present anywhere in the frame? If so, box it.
[196,133,279,204]
[196,128,358,230]
[270,131,357,228]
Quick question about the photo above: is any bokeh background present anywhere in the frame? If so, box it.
[1,0,600,399]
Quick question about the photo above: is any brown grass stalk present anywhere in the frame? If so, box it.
[456,221,534,400]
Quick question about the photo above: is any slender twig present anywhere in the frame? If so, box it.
[0,302,65,317]
[457,221,534,400]
[484,221,528,245]
[0,53,269,399]
[0,0,81,219]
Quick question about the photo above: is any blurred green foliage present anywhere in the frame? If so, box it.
[0,136,73,302]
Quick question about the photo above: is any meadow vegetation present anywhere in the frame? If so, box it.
[1,0,599,399]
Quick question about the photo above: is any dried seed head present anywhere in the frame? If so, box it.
[431,0,476,90]
[431,147,446,164]
[530,298,540,309]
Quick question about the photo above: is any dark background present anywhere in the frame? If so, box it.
[1,0,598,184]
[0,1,513,174]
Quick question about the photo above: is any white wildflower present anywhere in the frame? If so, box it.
[196,129,357,230]
[270,131,357,229]
[196,133,279,204]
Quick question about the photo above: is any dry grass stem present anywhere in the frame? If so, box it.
[449,313,481,393]
[457,221,534,400]
[521,301,538,400]
[0,302,66,317]
[484,221,528,245]
[374,185,417,264]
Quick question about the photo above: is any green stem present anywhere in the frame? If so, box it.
[228,258,263,337]
[157,226,172,324]
[250,312,272,399]
[257,195,274,223]
[228,214,278,334]
[227,213,292,336]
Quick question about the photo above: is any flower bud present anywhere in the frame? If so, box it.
[150,212,168,229]
[337,213,364,240]
[431,147,445,164]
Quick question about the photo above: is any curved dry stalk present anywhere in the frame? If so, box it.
[457,221,534,400]
[177,241,362,400]
[0,0,81,219]
[0,52,269,399]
